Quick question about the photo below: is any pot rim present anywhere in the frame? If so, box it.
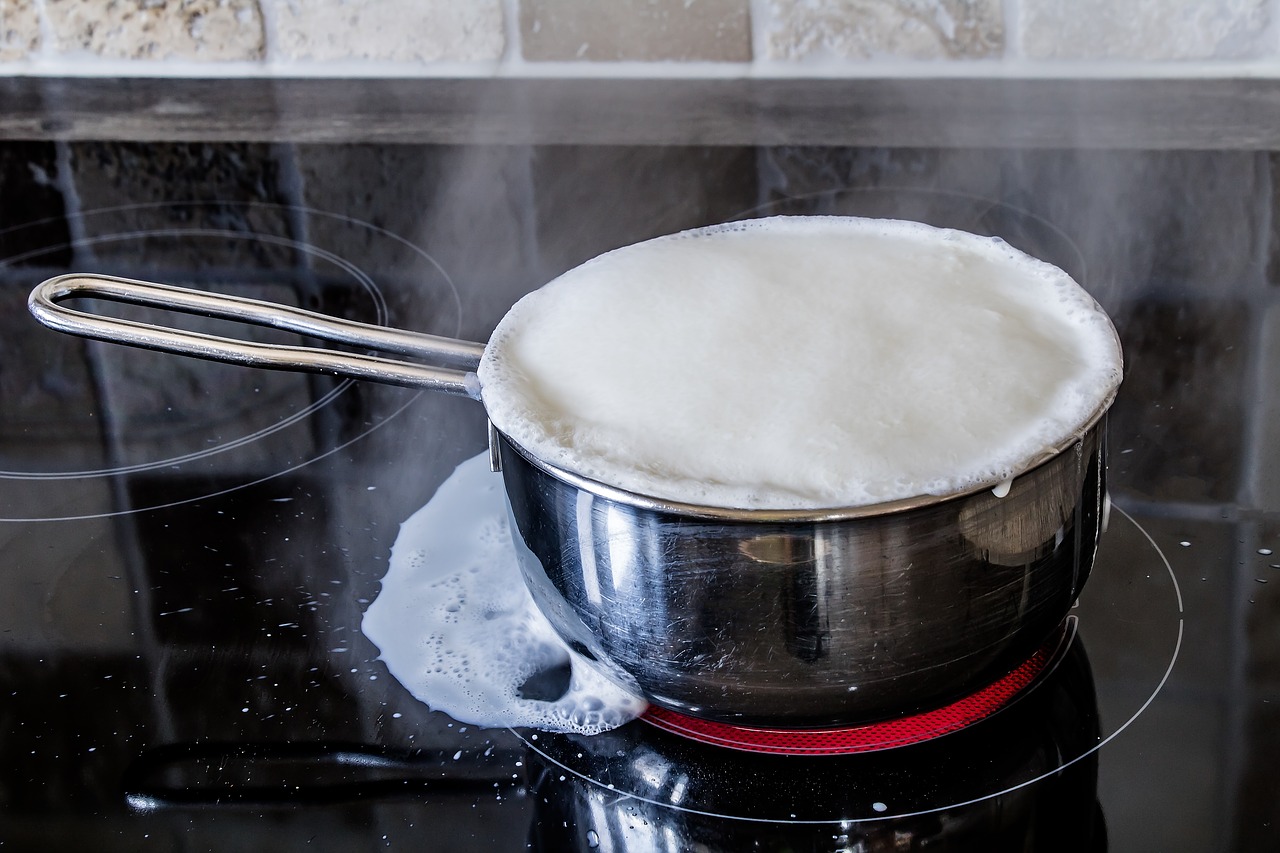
[497,394,1115,524]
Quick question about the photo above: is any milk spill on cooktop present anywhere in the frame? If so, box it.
[1,202,453,522]
[362,453,646,734]
[367,451,1183,824]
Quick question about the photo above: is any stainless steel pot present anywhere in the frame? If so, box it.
[29,272,1112,727]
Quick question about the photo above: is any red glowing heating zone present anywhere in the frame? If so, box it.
[641,621,1072,756]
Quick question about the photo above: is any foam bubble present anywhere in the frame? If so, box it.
[479,215,1123,510]
[362,453,647,734]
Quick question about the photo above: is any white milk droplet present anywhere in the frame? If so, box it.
[362,453,646,735]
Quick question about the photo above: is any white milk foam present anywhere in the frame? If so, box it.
[362,453,646,734]
[479,215,1124,510]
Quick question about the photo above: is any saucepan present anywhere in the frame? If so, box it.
[29,265,1112,729]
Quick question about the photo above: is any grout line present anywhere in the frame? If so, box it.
[1222,519,1258,844]
[1109,494,1241,523]
[514,145,540,301]
[1243,302,1280,511]
[29,0,54,60]
[255,0,281,66]
[500,0,522,66]
[1004,0,1023,62]
[51,139,90,266]
[271,140,309,260]
[747,0,771,63]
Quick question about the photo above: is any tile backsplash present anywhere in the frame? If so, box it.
[2,0,1278,74]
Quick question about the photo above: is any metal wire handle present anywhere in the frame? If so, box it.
[28,273,486,398]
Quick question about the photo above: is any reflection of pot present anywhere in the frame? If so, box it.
[958,444,1094,566]
[525,636,1106,853]
[31,253,1113,727]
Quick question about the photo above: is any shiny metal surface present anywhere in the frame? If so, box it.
[500,427,1106,727]
[524,636,1103,849]
[29,274,485,397]
[30,270,1111,727]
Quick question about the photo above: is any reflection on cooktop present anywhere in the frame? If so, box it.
[0,204,462,522]
[526,636,1105,851]
[0,147,1275,851]
[511,508,1180,824]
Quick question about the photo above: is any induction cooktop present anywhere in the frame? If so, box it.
[0,136,1276,851]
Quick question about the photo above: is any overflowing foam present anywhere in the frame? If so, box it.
[479,216,1123,510]
[362,453,646,733]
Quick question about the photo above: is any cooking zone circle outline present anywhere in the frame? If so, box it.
[1,203,458,521]
[512,504,1184,825]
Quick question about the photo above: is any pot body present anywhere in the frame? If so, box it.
[500,423,1107,728]
[26,272,1114,726]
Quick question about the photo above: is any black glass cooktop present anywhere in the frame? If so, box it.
[0,140,1277,851]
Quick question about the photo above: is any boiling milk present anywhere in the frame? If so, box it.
[479,216,1123,509]
[364,216,1124,732]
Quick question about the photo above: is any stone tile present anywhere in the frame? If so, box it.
[1107,299,1249,504]
[66,142,296,272]
[294,150,536,382]
[520,0,750,61]
[761,148,1271,308]
[529,145,759,282]
[0,142,98,473]
[0,141,72,268]
[762,0,1003,61]
[53,143,323,475]
[44,0,265,60]
[758,147,1006,202]
[1020,0,1270,60]
[297,144,739,333]
[1013,150,1270,308]
[753,148,1086,277]
[294,144,538,342]
[272,0,503,62]
[0,0,41,61]
[294,145,758,501]
[293,145,534,498]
